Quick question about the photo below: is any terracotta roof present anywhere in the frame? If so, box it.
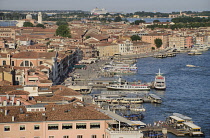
[54,87,82,96]
[12,51,56,59]
[0,53,7,58]
[0,80,12,86]
[0,102,110,123]
[6,90,30,95]
[33,95,73,102]
[0,85,23,94]
[39,80,52,83]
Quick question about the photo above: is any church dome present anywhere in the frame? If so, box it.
[26,14,32,20]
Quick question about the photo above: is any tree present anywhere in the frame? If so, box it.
[56,25,71,38]
[153,20,160,23]
[114,16,122,22]
[86,36,91,39]
[131,35,141,41]
[133,20,145,25]
[23,22,34,27]
[56,20,68,26]
[36,24,46,28]
[154,38,162,49]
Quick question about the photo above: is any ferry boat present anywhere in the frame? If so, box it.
[120,98,144,104]
[188,49,202,55]
[102,62,137,74]
[183,122,204,136]
[166,113,204,137]
[154,69,166,90]
[193,44,209,52]
[106,83,150,91]
[106,77,150,91]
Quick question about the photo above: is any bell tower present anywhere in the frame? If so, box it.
[38,12,42,24]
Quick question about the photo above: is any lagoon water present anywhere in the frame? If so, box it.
[93,50,210,137]
[127,18,171,23]
[122,50,210,137]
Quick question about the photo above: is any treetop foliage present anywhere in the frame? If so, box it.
[154,38,162,49]
[130,35,141,41]
[56,25,71,38]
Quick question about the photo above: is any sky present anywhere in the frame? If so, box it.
[0,0,209,13]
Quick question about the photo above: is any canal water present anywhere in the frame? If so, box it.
[122,50,210,137]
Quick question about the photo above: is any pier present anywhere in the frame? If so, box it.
[141,125,186,137]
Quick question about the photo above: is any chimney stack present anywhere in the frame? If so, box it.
[12,116,15,122]
[5,109,7,116]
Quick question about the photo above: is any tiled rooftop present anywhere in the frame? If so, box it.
[0,101,110,123]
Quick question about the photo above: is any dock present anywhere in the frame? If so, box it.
[141,126,185,136]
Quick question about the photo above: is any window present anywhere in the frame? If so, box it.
[4,126,10,131]
[77,135,83,138]
[76,123,86,129]
[34,125,40,130]
[20,61,33,67]
[20,125,25,130]
[20,62,24,66]
[25,61,29,66]
[92,135,97,138]
[49,136,54,138]
[62,123,72,130]
[34,137,40,138]
[3,60,6,65]
[63,136,69,138]
[90,123,100,129]
[40,61,43,65]
[48,124,58,130]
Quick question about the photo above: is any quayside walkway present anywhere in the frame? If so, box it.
[141,126,186,136]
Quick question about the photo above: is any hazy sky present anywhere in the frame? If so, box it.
[0,0,209,13]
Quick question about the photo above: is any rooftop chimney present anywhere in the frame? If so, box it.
[12,116,15,122]
[5,109,7,116]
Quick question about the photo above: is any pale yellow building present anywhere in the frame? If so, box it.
[95,42,119,59]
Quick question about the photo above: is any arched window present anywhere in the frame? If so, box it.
[25,61,29,66]
[20,61,34,67]
[3,60,6,65]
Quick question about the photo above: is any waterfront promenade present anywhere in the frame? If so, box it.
[67,51,158,86]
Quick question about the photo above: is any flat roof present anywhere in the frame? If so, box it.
[100,109,146,126]
[183,122,201,129]
[169,116,185,121]
[149,94,161,99]
[173,113,192,120]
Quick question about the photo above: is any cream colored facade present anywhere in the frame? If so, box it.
[169,35,185,49]
[96,44,119,59]
[141,34,169,49]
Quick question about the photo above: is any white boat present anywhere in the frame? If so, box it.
[102,61,137,74]
[106,83,150,91]
[130,105,146,111]
[154,69,166,90]
[186,64,198,67]
[188,49,202,55]
[148,94,162,103]
[193,44,209,52]
[106,77,150,91]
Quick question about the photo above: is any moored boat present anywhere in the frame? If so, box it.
[154,69,166,90]
[106,77,150,91]
[148,94,162,103]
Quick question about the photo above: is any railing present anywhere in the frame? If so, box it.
[106,128,142,134]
